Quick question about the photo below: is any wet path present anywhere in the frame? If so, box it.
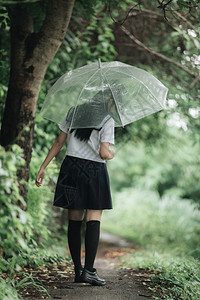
[57,230,152,300]
[21,230,153,300]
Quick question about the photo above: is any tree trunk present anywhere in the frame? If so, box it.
[0,0,75,205]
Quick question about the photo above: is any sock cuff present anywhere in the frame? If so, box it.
[68,219,83,225]
[86,220,100,225]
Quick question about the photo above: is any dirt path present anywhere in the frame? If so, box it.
[50,231,151,300]
[21,231,154,300]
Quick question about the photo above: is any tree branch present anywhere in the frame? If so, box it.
[120,24,200,81]
[189,76,200,88]
[107,0,142,26]
[128,7,196,32]
[156,0,174,20]
[129,7,163,18]
[171,10,196,30]
[128,7,178,31]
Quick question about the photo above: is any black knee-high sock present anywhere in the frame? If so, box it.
[67,220,82,273]
[84,220,100,272]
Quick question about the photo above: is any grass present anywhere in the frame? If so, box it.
[0,276,20,300]
[102,188,200,258]
[1,186,199,299]
[101,187,200,299]
[0,250,71,300]
[0,273,51,300]
[119,250,200,299]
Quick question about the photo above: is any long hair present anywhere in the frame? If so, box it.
[69,127,101,142]
[66,89,115,142]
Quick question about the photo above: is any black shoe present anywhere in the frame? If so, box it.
[80,268,106,286]
[74,267,83,283]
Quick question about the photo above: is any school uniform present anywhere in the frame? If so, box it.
[53,117,115,210]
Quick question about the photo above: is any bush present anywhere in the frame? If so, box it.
[102,188,200,258]
[108,128,200,204]
[0,144,58,262]
[0,145,36,258]
[120,250,200,300]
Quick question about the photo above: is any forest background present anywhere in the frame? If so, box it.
[0,0,200,299]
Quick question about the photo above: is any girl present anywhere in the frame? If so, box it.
[35,111,115,286]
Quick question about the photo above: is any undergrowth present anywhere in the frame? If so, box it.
[0,251,70,300]
[102,187,200,299]
[119,250,200,300]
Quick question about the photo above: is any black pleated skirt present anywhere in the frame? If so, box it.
[53,155,113,210]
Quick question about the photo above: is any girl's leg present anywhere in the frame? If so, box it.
[80,209,105,285]
[84,209,102,271]
[67,209,84,279]
[68,209,85,221]
[85,209,102,222]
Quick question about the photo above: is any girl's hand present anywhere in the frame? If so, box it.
[99,142,115,160]
[35,167,45,187]
[109,149,115,159]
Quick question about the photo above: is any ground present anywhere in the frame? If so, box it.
[13,231,163,299]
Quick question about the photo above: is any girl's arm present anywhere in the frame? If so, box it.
[35,131,67,187]
[99,142,115,160]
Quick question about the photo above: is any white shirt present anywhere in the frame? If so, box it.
[59,117,115,163]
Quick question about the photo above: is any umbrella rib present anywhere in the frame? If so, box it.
[68,69,100,130]
[102,72,124,127]
[108,68,167,109]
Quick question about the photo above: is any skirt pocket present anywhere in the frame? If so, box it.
[53,170,78,208]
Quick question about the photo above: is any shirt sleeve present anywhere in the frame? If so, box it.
[100,117,115,145]
[58,120,68,133]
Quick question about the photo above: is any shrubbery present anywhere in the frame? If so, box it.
[0,144,60,263]
[0,145,36,258]
[102,188,200,258]
[108,127,200,204]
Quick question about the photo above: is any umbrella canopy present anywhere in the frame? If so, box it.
[39,60,168,129]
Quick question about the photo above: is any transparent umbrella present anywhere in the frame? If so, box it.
[39,59,168,129]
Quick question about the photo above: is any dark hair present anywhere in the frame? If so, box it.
[66,89,114,142]
[70,128,101,142]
